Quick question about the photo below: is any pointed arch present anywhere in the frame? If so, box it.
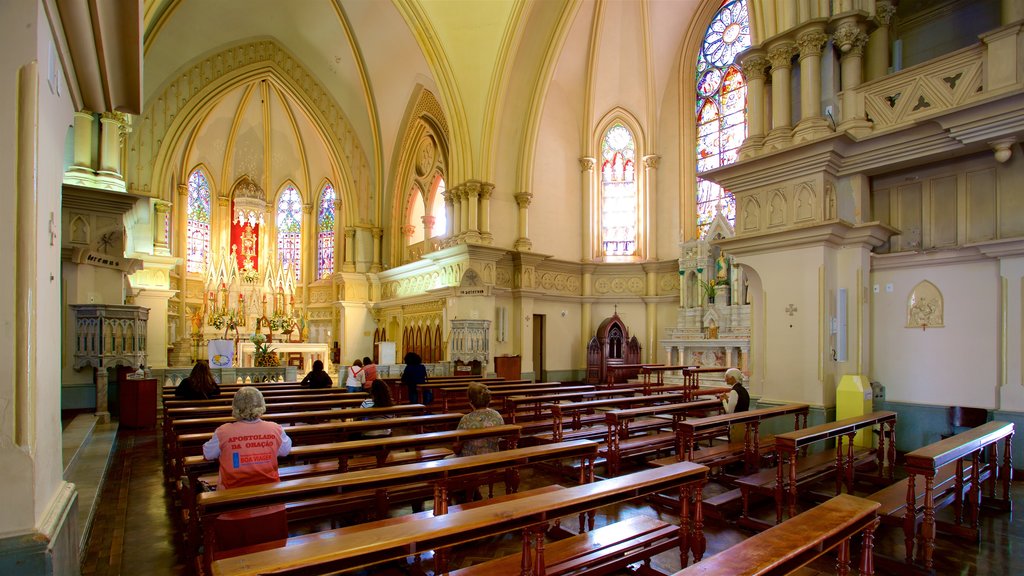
[593,108,646,260]
[185,165,214,273]
[275,182,303,281]
[316,180,338,279]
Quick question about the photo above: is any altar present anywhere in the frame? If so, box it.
[238,341,330,372]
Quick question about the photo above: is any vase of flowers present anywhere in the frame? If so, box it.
[699,278,720,304]
[250,333,279,367]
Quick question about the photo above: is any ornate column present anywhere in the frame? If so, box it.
[793,27,830,142]
[370,227,383,273]
[479,182,494,244]
[580,265,594,371]
[343,227,356,272]
[216,195,230,258]
[866,1,896,81]
[154,200,171,255]
[513,191,533,251]
[443,185,455,239]
[68,110,94,176]
[332,198,343,276]
[421,215,435,247]
[764,41,798,150]
[98,111,128,177]
[176,183,190,346]
[834,18,871,135]
[642,155,660,260]
[458,184,470,241]
[466,180,481,242]
[579,157,596,261]
[738,53,768,159]
[302,202,314,293]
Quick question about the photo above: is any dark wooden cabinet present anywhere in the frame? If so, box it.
[494,355,521,381]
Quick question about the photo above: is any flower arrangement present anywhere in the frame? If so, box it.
[240,261,260,284]
[250,333,279,367]
[210,311,239,331]
[269,312,291,333]
[699,278,721,304]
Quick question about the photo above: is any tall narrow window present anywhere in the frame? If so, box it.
[600,123,637,257]
[317,183,336,279]
[696,0,750,238]
[429,175,447,238]
[276,185,302,281]
[185,169,211,273]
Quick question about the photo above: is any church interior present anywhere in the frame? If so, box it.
[2,0,1023,574]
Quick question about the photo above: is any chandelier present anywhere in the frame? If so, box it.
[233,176,266,227]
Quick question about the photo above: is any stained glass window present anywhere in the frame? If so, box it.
[600,123,637,257]
[276,185,302,282]
[696,0,750,238]
[185,169,211,273]
[316,183,336,280]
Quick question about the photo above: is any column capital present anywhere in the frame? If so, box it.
[466,180,481,197]
[740,53,769,81]
[579,157,596,172]
[303,202,313,215]
[333,198,342,210]
[514,191,533,208]
[797,29,829,59]
[875,1,897,27]
[642,155,660,170]
[480,182,494,199]
[371,227,384,240]
[834,22,869,57]
[344,227,356,239]
[400,224,416,239]
[767,41,798,70]
[217,195,230,207]
[154,200,171,214]
[421,215,436,228]
[177,184,189,197]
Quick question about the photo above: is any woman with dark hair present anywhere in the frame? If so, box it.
[300,359,333,389]
[401,352,428,405]
[175,361,221,399]
[361,356,378,387]
[345,358,365,393]
[359,380,394,438]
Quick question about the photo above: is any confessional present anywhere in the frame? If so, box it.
[585,312,642,384]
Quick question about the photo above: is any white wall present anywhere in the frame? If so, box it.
[871,260,1000,408]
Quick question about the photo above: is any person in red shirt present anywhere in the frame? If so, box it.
[361,356,378,388]
[202,387,292,490]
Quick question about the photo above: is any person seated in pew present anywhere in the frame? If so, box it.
[455,382,506,503]
[358,380,395,438]
[299,359,333,389]
[361,356,378,388]
[202,387,293,490]
[345,358,365,393]
[718,367,750,443]
[175,360,221,400]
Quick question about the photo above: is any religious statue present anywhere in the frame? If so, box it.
[716,251,729,282]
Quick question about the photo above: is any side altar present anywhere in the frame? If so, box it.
[661,207,750,376]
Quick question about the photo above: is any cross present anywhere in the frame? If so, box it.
[48,212,57,246]
[785,304,798,316]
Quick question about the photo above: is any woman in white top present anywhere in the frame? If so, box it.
[345,358,365,393]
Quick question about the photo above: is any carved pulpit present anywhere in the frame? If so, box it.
[585,312,641,384]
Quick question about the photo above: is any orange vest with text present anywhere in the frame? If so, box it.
[213,420,285,489]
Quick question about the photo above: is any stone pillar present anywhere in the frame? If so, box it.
[642,155,659,260]
[794,27,830,142]
[176,183,190,346]
[738,53,768,159]
[332,198,343,276]
[216,195,230,258]
[479,182,494,243]
[343,228,356,272]
[69,110,94,174]
[466,180,481,242]
[421,215,435,247]
[644,265,658,363]
[154,200,171,255]
[370,227,383,273]
[458,185,469,241]
[98,111,127,177]
[513,191,533,251]
[764,41,798,150]
[302,202,313,291]
[580,266,594,371]
[579,157,596,260]
[834,18,871,135]
[443,186,455,239]
[866,1,896,81]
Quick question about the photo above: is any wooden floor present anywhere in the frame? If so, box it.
[81,425,1023,575]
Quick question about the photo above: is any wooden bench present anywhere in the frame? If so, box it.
[429,379,537,410]
[540,393,688,443]
[641,365,728,399]
[602,399,722,476]
[392,376,508,404]
[741,411,897,527]
[162,390,362,407]
[209,461,709,576]
[504,388,637,426]
[871,421,1013,570]
[674,494,881,576]
[195,440,599,570]
[651,403,810,474]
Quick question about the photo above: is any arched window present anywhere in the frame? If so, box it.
[696,0,750,239]
[429,175,447,238]
[600,123,637,257]
[276,185,302,281]
[185,168,211,273]
[316,183,336,280]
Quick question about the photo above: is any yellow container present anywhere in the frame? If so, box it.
[836,374,873,448]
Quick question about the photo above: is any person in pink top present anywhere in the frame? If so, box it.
[202,387,292,490]
[361,356,378,388]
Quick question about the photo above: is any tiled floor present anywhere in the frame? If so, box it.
[79,423,1023,575]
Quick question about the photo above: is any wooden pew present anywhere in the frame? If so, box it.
[504,388,637,427]
[388,376,507,404]
[601,399,722,476]
[210,461,709,576]
[738,411,897,528]
[426,379,534,410]
[194,440,598,569]
[641,365,728,399]
[540,393,689,443]
[674,494,881,576]
[867,421,1013,571]
[162,391,363,408]
[164,397,367,422]
[652,403,810,474]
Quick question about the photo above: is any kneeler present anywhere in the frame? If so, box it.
[212,503,288,554]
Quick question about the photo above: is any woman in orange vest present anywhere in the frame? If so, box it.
[202,387,292,490]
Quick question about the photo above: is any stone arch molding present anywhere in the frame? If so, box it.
[128,39,369,224]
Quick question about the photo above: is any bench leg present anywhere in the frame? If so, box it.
[859,517,879,575]
[903,474,916,564]
[836,538,851,576]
